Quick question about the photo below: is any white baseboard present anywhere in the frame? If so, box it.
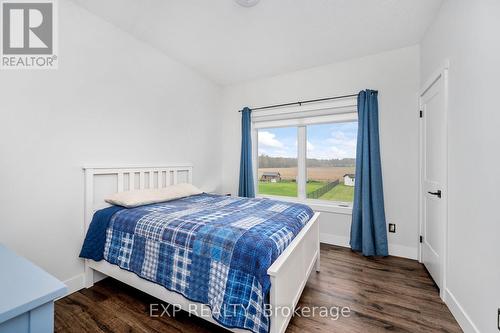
[320,233,417,260]
[62,273,84,296]
[320,233,350,247]
[62,270,108,297]
[388,243,418,260]
[444,288,480,333]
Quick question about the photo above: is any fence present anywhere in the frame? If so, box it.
[307,180,339,199]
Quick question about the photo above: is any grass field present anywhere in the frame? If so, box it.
[258,180,324,197]
[258,179,354,202]
[258,167,355,202]
[318,183,354,202]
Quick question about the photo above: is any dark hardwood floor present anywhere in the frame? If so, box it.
[55,244,462,333]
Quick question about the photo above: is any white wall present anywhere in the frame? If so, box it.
[421,1,500,332]
[0,0,222,292]
[221,45,420,259]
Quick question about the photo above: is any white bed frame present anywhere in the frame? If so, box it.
[83,164,320,333]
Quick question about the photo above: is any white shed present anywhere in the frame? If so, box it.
[344,174,355,187]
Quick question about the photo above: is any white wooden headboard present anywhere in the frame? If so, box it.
[83,164,193,233]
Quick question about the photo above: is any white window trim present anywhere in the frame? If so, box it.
[251,97,357,213]
[256,194,353,215]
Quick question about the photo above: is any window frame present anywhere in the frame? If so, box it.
[251,98,357,214]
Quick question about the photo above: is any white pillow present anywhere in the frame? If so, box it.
[105,183,203,208]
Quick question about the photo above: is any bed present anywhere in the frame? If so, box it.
[81,164,320,333]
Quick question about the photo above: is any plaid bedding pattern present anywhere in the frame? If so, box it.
[101,193,313,333]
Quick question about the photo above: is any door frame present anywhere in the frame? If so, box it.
[418,60,449,301]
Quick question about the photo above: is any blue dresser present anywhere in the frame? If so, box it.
[0,245,67,333]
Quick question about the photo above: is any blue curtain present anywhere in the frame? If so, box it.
[350,90,388,256]
[238,107,255,197]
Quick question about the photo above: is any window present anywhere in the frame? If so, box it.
[258,127,298,197]
[306,122,357,203]
[254,100,357,206]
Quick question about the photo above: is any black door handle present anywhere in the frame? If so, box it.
[428,190,442,198]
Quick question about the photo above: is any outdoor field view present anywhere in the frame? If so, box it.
[258,123,357,203]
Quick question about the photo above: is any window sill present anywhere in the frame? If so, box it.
[256,194,353,215]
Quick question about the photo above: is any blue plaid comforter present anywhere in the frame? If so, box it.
[81,193,313,333]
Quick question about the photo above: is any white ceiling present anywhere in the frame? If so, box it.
[72,0,443,85]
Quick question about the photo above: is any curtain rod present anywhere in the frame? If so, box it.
[238,93,358,112]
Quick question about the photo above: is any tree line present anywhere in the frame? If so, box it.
[259,154,355,168]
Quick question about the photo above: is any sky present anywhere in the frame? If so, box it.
[258,122,358,160]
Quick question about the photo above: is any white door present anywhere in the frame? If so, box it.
[420,71,447,292]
